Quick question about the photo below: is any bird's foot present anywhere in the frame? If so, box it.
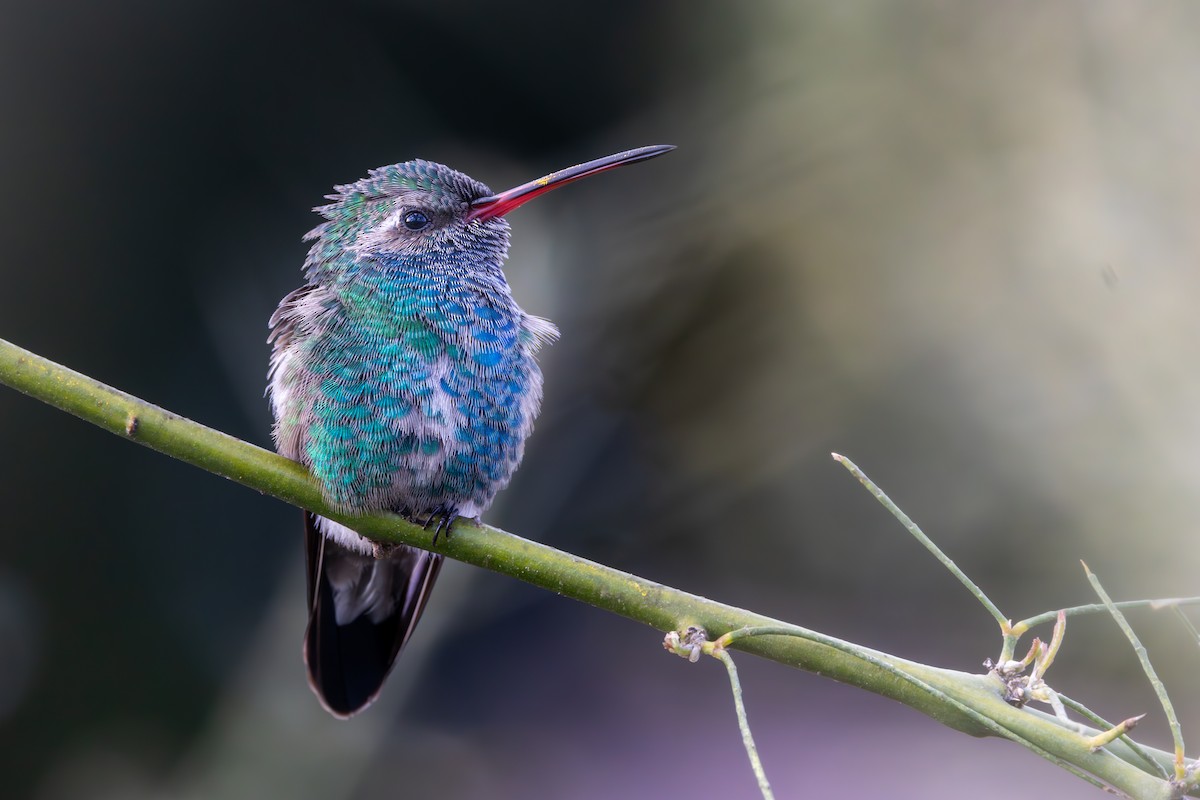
[421,504,460,545]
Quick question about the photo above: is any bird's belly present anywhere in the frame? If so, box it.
[303,338,541,519]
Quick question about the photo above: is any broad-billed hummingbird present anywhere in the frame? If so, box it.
[268,145,674,717]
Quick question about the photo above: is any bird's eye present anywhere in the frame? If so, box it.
[402,210,430,231]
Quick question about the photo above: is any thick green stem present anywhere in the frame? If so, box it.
[0,336,1191,800]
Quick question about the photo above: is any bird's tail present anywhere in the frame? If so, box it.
[303,512,443,718]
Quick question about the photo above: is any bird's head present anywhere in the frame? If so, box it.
[302,146,674,284]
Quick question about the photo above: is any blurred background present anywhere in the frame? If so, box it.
[2,2,1199,797]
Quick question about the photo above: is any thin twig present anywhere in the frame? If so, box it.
[831,454,1009,628]
[1083,562,1187,782]
[1058,695,1169,779]
[1170,607,1200,648]
[712,649,774,800]
[1088,715,1148,753]
[1014,597,1200,635]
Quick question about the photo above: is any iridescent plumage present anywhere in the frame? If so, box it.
[268,146,672,717]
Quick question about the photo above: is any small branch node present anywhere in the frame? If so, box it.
[986,617,1067,713]
[663,626,708,663]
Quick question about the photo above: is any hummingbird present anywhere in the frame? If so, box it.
[268,144,674,717]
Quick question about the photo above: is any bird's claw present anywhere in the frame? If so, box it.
[422,504,459,545]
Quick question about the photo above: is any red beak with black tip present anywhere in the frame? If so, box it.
[467,144,675,222]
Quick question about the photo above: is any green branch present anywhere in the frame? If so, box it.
[0,335,1193,800]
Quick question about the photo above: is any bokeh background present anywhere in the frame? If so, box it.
[2,2,1199,797]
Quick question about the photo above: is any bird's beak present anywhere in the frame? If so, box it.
[467,144,675,222]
